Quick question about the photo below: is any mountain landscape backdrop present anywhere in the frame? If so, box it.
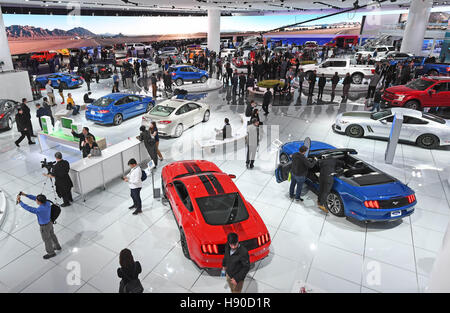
[6,25,96,38]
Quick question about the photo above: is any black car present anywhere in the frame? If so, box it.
[77,64,113,79]
[0,99,20,130]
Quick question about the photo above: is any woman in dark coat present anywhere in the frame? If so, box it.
[117,249,142,293]
[14,108,35,146]
[81,135,98,158]
[137,125,158,167]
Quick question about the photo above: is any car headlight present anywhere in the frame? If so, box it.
[340,120,349,124]
[396,95,405,101]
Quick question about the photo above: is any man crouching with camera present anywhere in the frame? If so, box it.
[43,152,74,207]
[17,192,61,259]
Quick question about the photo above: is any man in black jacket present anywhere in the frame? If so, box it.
[290,145,316,201]
[317,156,344,213]
[318,74,326,101]
[262,88,272,115]
[239,74,246,96]
[15,108,36,147]
[308,70,317,97]
[222,233,250,293]
[45,152,73,207]
[35,103,53,130]
[72,127,95,151]
[21,98,36,137]
[330,72,340,102]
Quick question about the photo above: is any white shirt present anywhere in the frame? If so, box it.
[127,166,142,189]
[46,84,54,94]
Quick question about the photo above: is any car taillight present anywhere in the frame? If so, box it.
[72,79,76,82]
[446,67,450,72]
[407,194,416,203]
[201,244,219,255]
[371,69,375,74]
[158,120,172,124]
[171,72,176,76]
[98,110,109,113]
[257,233,270,246]
[100,68,106,71]
[0,113,4,119]
[364,200,380,209]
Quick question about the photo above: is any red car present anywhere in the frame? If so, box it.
[161,160,271,269]
[382,76,450,110]
[232,57,251,68]
[30,51,57,63]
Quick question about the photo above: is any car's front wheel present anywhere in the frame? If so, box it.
[175,78,183,86]
[6,117,13,130]
[200,76,207,83]
[405,100,420,110]
[279,153,289,164]
[203,110,210,122]
[113,114,123,126]
[327,192,345,217]
[351,73,364,84]
[180,229,191,259]
[345,124,364,138]
[416,134,439,149]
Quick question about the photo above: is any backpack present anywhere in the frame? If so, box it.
[48,200,61,224]
[141,170,147,182]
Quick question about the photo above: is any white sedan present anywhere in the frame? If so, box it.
[141,99,210,137]
[333,107,450,149]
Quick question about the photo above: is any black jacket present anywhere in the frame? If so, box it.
[318,158,344,182]
[118,261,142,286]
[72,131,95,150]
[343,76,352,86]
[20,103,32,122]
[15,113,29,132]
[331,74,340,85]
[373,90,383,103]
[51,159,73,193]
[82,142,98,158]
[291,152,316,177]
[222,244,250,283]
[318,76,326,87]
[263,90,272,105]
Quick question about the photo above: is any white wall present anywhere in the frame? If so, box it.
[0,71,33,102]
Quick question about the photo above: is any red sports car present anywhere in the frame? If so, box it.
[161,160,271,268]
[232,57,252,68]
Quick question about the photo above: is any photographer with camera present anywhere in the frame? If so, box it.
[43,152,73,207]
[16,192,61,259]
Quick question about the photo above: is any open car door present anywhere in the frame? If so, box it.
[304,137,311,158]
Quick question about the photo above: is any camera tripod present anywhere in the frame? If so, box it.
[41,175,60,205]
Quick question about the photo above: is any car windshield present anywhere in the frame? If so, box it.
[149,105,175,117]
[405,79,435,91]
[196,192,249,226]
[371,109,392,120]
[366,47,376,52]
[168,67,176,73]
[92,97,115,107]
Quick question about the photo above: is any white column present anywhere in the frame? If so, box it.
[0,5,13,71]
[207,8,220,54]
[400,0,432,55]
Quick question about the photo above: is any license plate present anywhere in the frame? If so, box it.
[391,210,401,217]
[91,110,95,115]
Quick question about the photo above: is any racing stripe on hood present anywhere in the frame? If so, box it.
[206,174,225,194]
[188,161,202,173]
[198,175,216,196]
[182,162,195,175]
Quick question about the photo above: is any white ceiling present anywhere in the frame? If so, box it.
[0,0,420,15]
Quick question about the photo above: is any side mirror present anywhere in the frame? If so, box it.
[380,119,387,124]
[228,174,236,179]
[428,89,436,95]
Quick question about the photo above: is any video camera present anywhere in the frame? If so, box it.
[41,158,56,173]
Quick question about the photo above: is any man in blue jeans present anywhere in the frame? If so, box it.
[289,145,316,201]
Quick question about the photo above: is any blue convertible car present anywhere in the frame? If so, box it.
[168,65,209,86]
[277,140,416,222]
[35,73,83,89]
[85,93,155,125]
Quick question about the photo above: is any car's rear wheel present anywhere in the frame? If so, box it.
[180,229,191,260]
[175,78,183,86]
[351,73,364,84]
[173,124,183,137]
[279,153,289,164]
[327,192,345,217]
[203,110,210,122]
[200,76,207,83]
[113,114,123,126]
[405,100,420,110]
[428,69,439,76]
[416,134,439,149]
[345,124,364,138]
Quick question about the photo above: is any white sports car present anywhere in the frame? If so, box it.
[332,107,450,149]
[141,99,210,137]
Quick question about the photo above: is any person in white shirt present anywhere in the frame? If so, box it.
[122,158,143,215]
[46,80,55,106]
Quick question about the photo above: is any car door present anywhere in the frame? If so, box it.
[114,96,133,119]
[175,104,194,127]
[371,115,394,138]
[187,102,203,124]
[318,60,333,77]
[400,115,429,141]
[171,181,194,225]
[126,95,145,117]
[427,82,450,107]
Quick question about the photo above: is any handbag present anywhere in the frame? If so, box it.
[91,146,102,157]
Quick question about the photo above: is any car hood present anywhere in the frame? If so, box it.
[301,63,318,70]
[386,85,414,93]
[352,181,414,200]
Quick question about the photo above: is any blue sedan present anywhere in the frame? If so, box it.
[85,93,155,125]
[168,65,209,86]
[277,140,416,222]
[35,73,83,89]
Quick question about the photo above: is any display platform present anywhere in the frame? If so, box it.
[293,80,368,101]
[69,137,149,200]
[37,130,107,152]
[171,78,222,92]
[247,86,294,97]
[230,65,248,74]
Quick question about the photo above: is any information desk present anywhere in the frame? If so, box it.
[37,130,107,152]
[69,137,149,200]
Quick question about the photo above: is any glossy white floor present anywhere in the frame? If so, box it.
[0,78,449,293]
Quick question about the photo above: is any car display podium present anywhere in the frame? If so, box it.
[37,130,107,152]
[69,137,149,200]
